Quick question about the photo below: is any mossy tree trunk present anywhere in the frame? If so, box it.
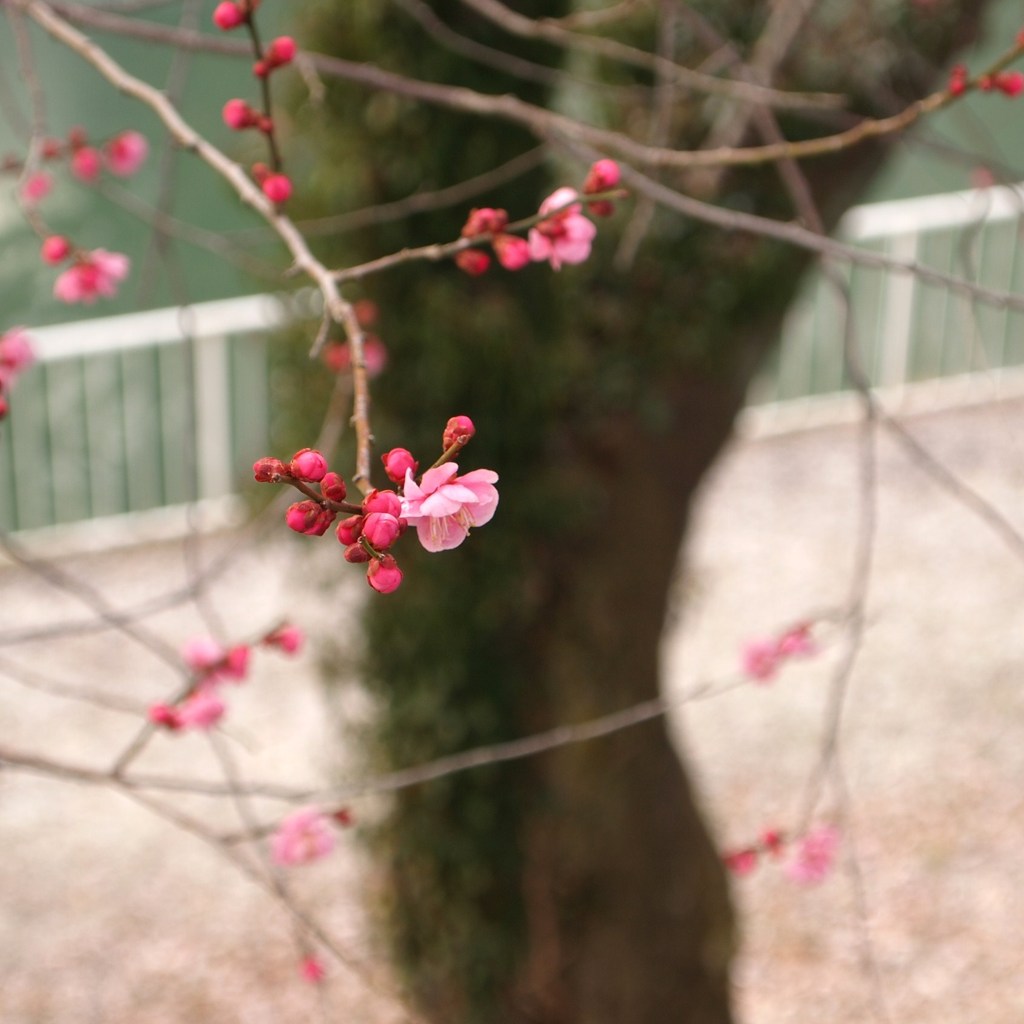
[291,3,991,1021]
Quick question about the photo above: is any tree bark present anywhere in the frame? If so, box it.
[290,3,993,1021]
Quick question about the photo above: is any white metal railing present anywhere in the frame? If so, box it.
[0,293,309,538]
[751,180,1024,420]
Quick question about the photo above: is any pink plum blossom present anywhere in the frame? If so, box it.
[528,187,597,270]
[264,624,304,654]
[300,956,326,983]
[20,171,52,204]
[53,250,129,304]
[742,638,779,682]
[182,637,225,674]
[271,807,336,866]
[104,131,149,177]
[723,848,758,877]
[493,233,531,270]
[176,689,226,730]
[401,463,499,552]
[70,146,102,182]
[785,825,840,885]
[0,328,35,374]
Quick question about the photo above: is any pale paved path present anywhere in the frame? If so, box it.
[2,397,1023,1023]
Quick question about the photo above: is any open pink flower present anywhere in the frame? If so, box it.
[53,249,129,304]
[528,187,597,270]
[785,825,840,885]
[271,807,336,866]
[401,463,499,552]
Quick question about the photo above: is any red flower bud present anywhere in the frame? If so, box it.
[290,447,328,482]
[41,236,71,265]
[336,515,364,546]
[70,147,102,183]
[381,447,418,484]
[285,500,334,536]
[343,542,370,563]
[362,511,402,550]
[492,233,531,270]
[321,471,348,502]
[582,158,621,194]
[443,415,475,450]
[461,207,508,238]
[253,456,288,482]
[262,173,293,204]
[362,489,402,517]
[213,1,245,30]
[367,555,403,594]
[223,98,257,130]
[148,703,181,730]
[454,249,491,276]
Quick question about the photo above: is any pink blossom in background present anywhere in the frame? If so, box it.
[70,146,102,182]
[741,638,779,682]
[300,956,326,984]
[53,250,129,304]
[528,187,597,270]
[401,463,499,552]
[104,131,149,176]
[492,233,531,271]
[264,624,304,654]
[785,825,840,885]
[20,171,52,204]
[182,637,225,674]
[777,623,817,658]
[176,689,226,731]
[366,555,404,594]
[222,644,251,681]
[0,328,35,374]
[723,848,758,877]
[271,808,336,866]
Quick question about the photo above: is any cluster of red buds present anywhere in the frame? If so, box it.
[4,127,149,206]
[0,327,35,421]
[949,64,1024,98]
[148,623,304,732]
[723,825,840,886]
[722,828,786,877]
[454,159,624,276]
[253,416,498,595]
[214,1,296,206]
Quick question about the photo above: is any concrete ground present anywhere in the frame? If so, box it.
[1,396,1023,1023]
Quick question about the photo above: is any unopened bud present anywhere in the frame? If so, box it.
[367,555,403,594]
[290,447,328,482]
[461,207,508,238]
[454,249,490,276]
[381,447,417,484]
[362,511,402,550]
[321,471,348,502]
[343,542,370,563]
[253,456,288,482]
[362,489,402,518]
[336,515,364,545]
[443,415,475,450]
[285,500,334,536]
[40,236,71,265]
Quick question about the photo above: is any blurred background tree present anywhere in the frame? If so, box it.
[288,2,993,1022]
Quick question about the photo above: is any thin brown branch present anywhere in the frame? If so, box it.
[456,0,843,110]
